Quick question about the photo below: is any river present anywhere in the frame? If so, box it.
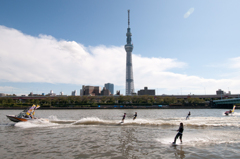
[0,109,239,159]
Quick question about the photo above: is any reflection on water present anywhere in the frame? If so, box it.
[174,146,185,159]
[118,127,138,158]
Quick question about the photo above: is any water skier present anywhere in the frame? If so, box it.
[121,113,126,123]
[173,123,184,144]
[133,112,137,120]
[186,111,191,120]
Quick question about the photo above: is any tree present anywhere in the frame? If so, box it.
[164,97,177,105]
[155,97,164,104]
[101,96,107,103]
[107,96,115,104]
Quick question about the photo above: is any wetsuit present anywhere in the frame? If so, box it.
[173,126,184,143]
[133,113,137,120]
[122,114,126,123]
[186,112,191,120]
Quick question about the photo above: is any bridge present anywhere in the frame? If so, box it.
[212,98,240,108]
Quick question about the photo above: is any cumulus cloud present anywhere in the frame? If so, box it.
[184,8,194,18]
[0,25,240,95]
[0,25,185,86]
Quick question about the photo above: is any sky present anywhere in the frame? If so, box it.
[1,0,240,96]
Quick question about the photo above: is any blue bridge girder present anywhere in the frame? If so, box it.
[213,98,240,105]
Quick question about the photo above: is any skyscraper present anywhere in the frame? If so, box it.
[125,10,134,95]
[104,83,114,95]
[72,90,77,96]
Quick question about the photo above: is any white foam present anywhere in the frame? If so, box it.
[73,117,107,125]
[232,112,240,116]
[156,131,240,147]
[48,115,59,121]
[64,116,240,127]
[14,118,57,128]
[13,113,240,128]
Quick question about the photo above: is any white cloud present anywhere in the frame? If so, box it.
[229,57,240,68]
[0,25,185,87]
[184,8,194,18]
[1,25,240,95]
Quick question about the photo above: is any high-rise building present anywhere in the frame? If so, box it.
[80,85,101,96]
[125,10,134,95]
[72,90,77,96]
[104,83,114,95]
[101,87,111,96]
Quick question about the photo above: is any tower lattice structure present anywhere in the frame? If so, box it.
[125,10,134,95]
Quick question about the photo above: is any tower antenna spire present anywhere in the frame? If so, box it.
[128,10,130,28]
[125,10,134,95]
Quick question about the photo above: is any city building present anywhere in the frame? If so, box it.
[116,90,120,95]
[216,89,231,95]
[72,90,77,96]
[80,85,101,96]
[0,93,6,97]
[28,92,33,96]
[28,92,42,96]
[46,90,56,96]
[104,83,114,95]
[80,89,83,96]
[138,87,155,95]
[101,87,111,96]
[125,10,135,95]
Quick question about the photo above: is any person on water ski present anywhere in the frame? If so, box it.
[133,112,137,120]
[121,113,126,123]
[186,111,191,120]
[173,123,184,144]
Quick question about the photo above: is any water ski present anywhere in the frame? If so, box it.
[171,142,178,146]
[225,111,229,116]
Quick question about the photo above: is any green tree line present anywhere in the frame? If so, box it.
[0,95,209,108]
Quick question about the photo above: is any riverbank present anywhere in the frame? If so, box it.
[0,105,212,109]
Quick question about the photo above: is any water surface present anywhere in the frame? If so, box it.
[0,109,239,159]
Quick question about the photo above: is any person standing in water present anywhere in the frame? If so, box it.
[173,123,184,144]
[121,113,126,123]
[133,112,137,120]
[186,111,191,120]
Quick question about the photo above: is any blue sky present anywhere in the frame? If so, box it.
[1,0,240,95]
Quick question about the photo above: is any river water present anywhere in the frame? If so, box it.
[0,109,239,159]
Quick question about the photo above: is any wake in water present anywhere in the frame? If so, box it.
[157,128,240,147]
[14,118,56,128]
[44,115,240,128]
[11,109,240,129]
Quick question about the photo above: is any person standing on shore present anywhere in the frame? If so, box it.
[121,113,126,123]
[133,112,137,120]
[186,111,191,120]
[173,123,184,144]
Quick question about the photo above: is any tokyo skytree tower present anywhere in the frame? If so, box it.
[125,10,134,95]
